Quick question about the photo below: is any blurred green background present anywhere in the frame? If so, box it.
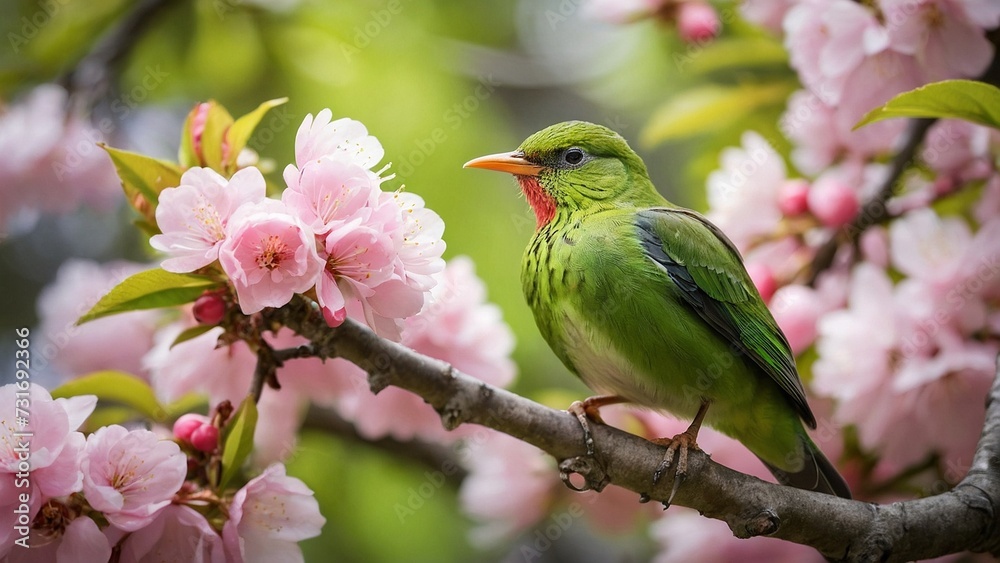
[0,0,794,560]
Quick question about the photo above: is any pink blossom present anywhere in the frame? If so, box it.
[706,131,786,251]
[389,191,447,292]
[150,166,266,273]
[6,514,112,563]
[0,384,95,557]
[652,508,823,563]
[173,413,218,452]
[882,0,996,82]
[146,325,252,404]
[889,208,972,285]
[0,84,119,235]
[781,90,843,175]
[777,179,810,216]
[173,413,210,442]
[315,206,403,327]
[784,0,889,106]
[146,324,350,465]
[118,504,226,563]
[745,261,778,303]
[860,226,890,268]
[336,257,516,442]
[219,199,323,314]
[37,259,160,379]
[281,156,376,235]
[677,2,720,43]
[813,263,899,401]
[293,109,384,171]
[192,291,227,325]
[922,120,996,184]
[458,431,554,546]
[223,464,325,563]
[81,425,186,531]
[740,0,797,34]
[771,284,825,354]
[808,174,859,227]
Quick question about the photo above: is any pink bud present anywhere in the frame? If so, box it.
[190,424,219,453]
[745,262,777,303]
[173,413,210,443]
[190,102,211,164]
[677,2,720,43]
[808,177,859,228]
[770,285,821,354]
[778,179,810,216]
[193,292,227,325]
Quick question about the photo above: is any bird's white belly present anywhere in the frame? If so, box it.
[559,306,668,410]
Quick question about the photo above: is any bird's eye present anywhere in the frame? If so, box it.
[563,148,585,166]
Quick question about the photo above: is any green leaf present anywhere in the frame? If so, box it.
[178,101,235,169]
[164,393,210,420]
[642,81,796,145]
[683,37,788,76]
[170,324,219,348]
[201,103,235,171]
[102,145,182,221]
[855,79,1000,130]
[220,396,258,490]
[225,98,289,173]
[51,371,167,421]
[84,406,144,431]
[77,268,220,325]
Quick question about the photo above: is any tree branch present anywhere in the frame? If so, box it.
[60,0,178,108]
[805,117,935,286]
[265,297,1000,562]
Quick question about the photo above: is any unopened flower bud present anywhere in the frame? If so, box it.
[193,292,227,325]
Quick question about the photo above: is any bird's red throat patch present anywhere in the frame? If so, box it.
[517,176,556,229]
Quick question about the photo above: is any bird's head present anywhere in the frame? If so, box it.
[464,121,661,229]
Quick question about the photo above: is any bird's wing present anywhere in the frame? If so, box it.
[635,208,815,428]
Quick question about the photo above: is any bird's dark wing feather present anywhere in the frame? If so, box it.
[635,208,815,428]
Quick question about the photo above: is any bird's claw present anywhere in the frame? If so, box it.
[567,400,598,456]
[651,430,701,506]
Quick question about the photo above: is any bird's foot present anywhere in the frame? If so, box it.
[567,395,627,457]
[650,430,701,507]
[649,400,711,507]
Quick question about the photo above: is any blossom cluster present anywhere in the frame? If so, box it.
[151,107,445,339]
[0,383,324,562]
[14,102,495,560]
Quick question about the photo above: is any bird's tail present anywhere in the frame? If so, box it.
[759,435,852,499]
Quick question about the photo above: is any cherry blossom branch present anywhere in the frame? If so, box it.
[267,296,1000,562]
[805,116,935,285]
[807,38,1000,285]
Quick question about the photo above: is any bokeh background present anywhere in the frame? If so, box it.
[0,1,812,560]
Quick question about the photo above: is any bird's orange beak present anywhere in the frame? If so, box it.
[463,151,543,177]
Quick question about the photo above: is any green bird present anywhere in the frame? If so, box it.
[465,121,851,499]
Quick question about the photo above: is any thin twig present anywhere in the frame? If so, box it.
[60,0,179,109]
[806,117,936,285]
